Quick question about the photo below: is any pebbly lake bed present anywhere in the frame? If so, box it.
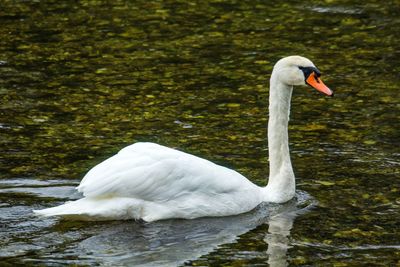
[1,0,399,266]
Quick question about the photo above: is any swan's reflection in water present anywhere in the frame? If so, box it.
[266,209,296,267]
[78,191,315,267]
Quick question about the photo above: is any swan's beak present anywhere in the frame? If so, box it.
[306,72,333,96]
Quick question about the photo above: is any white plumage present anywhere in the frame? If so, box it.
[36,142,262,221]
[34,56,332,222]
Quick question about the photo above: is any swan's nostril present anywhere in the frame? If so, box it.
[315,75,321,84]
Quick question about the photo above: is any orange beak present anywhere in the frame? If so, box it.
[306,72,333,96]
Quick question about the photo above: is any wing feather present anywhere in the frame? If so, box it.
[77,142,255,202]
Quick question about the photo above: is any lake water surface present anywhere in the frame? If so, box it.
[1,0,399,266]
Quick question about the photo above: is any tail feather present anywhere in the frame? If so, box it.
[33,197,145,221]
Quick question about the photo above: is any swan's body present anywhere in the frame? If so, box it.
[34,56,332,222]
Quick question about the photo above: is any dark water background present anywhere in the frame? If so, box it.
[1,0,399,266]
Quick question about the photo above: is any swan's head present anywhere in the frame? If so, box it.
[272,55,333,96]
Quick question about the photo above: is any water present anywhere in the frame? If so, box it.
[1,177,315,266]
[1,0,399,266]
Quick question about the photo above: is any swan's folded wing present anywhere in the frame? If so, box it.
[76,142,251,202]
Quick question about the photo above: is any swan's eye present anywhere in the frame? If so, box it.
[298,66,321,80]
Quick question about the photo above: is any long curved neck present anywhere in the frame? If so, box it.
[263,74,295,203]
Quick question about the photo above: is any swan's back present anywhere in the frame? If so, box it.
[35,142,262,221]
[78,142,256,200]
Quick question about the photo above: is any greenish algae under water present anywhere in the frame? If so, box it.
[0,0,399,266]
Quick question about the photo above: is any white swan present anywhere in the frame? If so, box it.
[34,56,332,222]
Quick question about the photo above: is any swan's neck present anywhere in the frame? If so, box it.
[263,75,295,203]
